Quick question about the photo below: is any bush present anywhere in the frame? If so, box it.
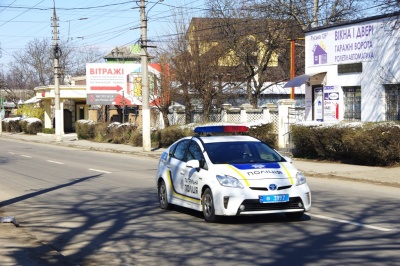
[248,123,277,148]
[130,128,143,146]
[291,122,400,166]
[158,126,192,147]
[42,128,55,134]
[16,105,44,121]
[76,120,96,139]
[2,117,22,132]
[19,118,43,134]
[341,123,400,166]
[108,123,138,144]
[93,123,112,143]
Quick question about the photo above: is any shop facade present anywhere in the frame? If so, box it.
[286,12,400,122]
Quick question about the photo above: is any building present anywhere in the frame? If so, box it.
[285,12,400,122]
[186,17,305,107]
[34,62,162,133]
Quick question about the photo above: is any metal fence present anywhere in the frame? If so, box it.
[283,107,306,153]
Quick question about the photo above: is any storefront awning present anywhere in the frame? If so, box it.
[283,72,326,88]
[22,97,42,104]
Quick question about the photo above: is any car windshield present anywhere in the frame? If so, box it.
[204,141,284,164]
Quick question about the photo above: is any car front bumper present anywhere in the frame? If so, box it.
[213,184,311,216]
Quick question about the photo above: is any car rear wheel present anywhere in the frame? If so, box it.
[202,188,220,223]
[158,180,171,210]
[285,211,304,220]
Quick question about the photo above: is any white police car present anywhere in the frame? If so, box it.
[155,125,311,222]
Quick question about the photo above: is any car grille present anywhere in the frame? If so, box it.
[249,185,292,191]
[238,197,303,213]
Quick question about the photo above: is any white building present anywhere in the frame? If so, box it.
[285,12,400,122]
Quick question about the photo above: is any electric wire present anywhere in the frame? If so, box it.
[0,0,394,68]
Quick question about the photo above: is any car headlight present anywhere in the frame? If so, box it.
[295,172,307,186]
[216,175,244,188]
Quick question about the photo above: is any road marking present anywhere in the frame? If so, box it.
[311,213,392,232]
[47,160,64,165]
[21,155,32,158]
[88,168,111,174]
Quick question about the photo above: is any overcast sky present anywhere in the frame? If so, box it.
[0,0,207,68]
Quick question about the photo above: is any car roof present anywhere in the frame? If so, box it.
[197,135,259,144]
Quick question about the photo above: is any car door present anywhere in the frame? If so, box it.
[168,139,191,197]
[180,139,205,200]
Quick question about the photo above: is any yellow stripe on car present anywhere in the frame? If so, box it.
[167,170,200,203]
[279,163,294,185]
[227,165,250,187]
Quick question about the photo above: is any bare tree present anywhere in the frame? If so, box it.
[151,53,173,127]
[204,1,304,107]
[1,66,36,102]
[262,0,369,30]
[12,38,53,87]
[163,11,228,122]
[64,45,104,77]
[164,12,194,124]
[375,0,400,13]
[1,38,103,101]
[374,0,400,30]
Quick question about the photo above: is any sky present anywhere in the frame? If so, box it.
[0,0,207,69]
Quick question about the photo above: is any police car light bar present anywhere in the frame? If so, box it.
[194,125,249,133]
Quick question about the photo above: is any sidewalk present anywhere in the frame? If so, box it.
[1,131,399,187]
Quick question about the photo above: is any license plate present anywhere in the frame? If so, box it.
[259,194,289,203]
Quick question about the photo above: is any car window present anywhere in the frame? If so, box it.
[186,140,204,162]
[205,141,283,164]
[254,143,282,162]
[171,139,190,161]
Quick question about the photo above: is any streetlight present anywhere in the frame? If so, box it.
[140,0,163,152]
[67,17,88,42]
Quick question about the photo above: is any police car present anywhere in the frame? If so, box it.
[155,125,311,222]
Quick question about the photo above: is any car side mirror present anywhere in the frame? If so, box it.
[186,159,200,170]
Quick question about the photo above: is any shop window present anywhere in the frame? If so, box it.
[384,84,400,121]
[343,86,361,121]
[338,63,362,74]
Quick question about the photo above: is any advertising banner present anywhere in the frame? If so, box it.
[308,21,378,66]
[323,86,341,122]
[86,63,159,106]
[314,87,324,122]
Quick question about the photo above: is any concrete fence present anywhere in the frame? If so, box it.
[151,99,305,150]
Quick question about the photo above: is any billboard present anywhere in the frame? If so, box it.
[323,86,341,122]
[308,21,378,66]
[86,63,154,105]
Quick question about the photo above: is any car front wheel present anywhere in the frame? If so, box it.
[202,188,220,223]
[158,180,171,210]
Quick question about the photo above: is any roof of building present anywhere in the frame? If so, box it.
[305,11,400,33]
[104,45,141,60]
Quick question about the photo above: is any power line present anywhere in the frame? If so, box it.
[0,0,45,27]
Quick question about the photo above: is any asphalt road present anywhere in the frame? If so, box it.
[0,139,399,266]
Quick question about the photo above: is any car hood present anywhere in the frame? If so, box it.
[214,162,298,187]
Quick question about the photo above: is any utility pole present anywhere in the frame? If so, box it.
[313,0,319,28]
[52,1,62,142]
[290,40,295,100]
[0,98,3,135]
[140,0,151,152]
